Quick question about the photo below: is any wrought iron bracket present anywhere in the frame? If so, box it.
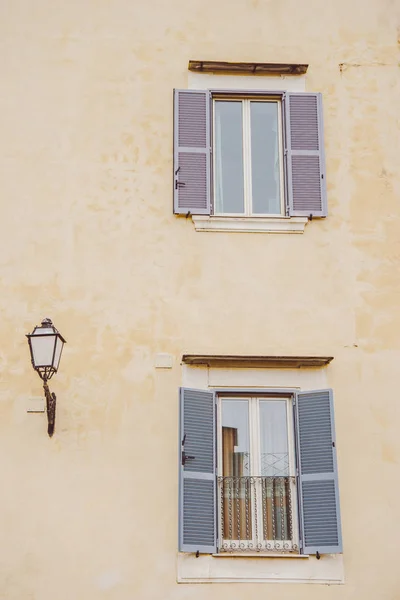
[43,380,56,437]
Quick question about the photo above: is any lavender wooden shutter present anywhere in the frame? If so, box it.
[295,389,342,554]
[173,90,211,215]
[179,388,217,553]
[285,93,327,217]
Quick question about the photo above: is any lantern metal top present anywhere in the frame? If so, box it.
[27,318,66,340]
[26,318,66,381]
[41,318,53,328]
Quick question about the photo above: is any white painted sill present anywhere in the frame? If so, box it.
[177,552,344,584]
[192,215,308,233]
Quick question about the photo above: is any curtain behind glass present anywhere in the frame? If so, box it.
[259,400,290,541]
[259,400,289,476]
[221,400,251,540]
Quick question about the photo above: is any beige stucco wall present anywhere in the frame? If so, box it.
[1,0,400,597]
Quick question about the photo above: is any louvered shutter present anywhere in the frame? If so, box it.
[285,93,327,217]
[173,90,211,215]
[179,388,216,553]
[295,389,342,554]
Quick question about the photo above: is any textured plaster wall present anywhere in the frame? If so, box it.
[0,0,400,597]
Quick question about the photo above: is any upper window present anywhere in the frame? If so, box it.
[214,99,284,216]
[173,89,327,219]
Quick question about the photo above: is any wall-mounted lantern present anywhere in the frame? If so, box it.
[26,318,66,437]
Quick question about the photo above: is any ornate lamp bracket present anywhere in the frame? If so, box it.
[43,380,57,437]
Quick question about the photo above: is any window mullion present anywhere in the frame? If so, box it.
[247,101,253,216]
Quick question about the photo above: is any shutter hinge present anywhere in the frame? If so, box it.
[182,451,195,466]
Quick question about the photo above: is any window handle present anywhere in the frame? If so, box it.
[175,180,186,189]
[182,451,195,465]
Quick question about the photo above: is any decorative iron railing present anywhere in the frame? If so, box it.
[218,476,298,553]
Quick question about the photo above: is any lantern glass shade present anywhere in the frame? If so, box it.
[27,319,66,380]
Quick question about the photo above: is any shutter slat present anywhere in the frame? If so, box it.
[179,388,216,553]
[286,93,327,217]
[174,90,211,215]
[296,389,342,554]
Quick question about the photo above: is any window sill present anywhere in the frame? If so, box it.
[192,215,308,234]
[212,552,309,558]
[177,552,344,584]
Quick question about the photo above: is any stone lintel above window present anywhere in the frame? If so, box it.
[188,60,309,76]
[181,355,334,369]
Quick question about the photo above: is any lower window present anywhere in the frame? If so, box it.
[218,395,298,553]
[178,387,342,557]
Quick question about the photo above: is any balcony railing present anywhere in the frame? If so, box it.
[217,476,298,553]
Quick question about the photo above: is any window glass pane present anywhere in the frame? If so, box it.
[31,335,56,367]
[250,102,281,215]
[259,400,289,476]
[214,101,245,214]
[221,399,250,476]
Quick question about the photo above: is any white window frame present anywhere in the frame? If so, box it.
[212,97,285,218]
[189,72,309,233]
[217,394,299,554]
